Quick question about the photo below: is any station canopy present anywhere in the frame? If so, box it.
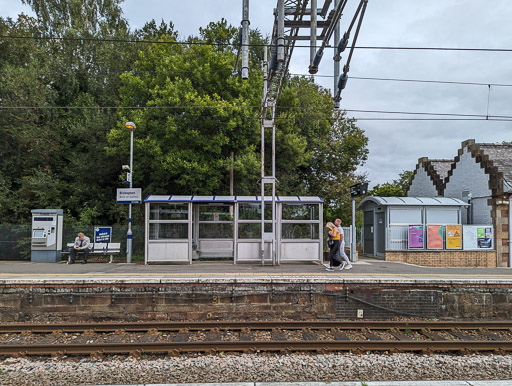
[144,195,324,204]
[358,196,467,208]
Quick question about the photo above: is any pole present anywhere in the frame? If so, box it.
[333,0,341,108]
[351,196,356,262]
[127,127,134,263]
[310,0,317,67]
[241,0,250,79]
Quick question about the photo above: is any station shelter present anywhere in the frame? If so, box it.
[357,196,498,267]
[144,195,323,264]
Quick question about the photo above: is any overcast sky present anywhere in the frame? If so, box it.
[2,0,512,187]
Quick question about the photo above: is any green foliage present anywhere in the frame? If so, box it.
[370,170,413,197]
[1,3,369,230]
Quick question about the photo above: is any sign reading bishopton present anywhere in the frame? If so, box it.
[117,188,142,204]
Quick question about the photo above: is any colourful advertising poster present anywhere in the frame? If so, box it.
[446,224,462,249]
[427,225,444,249]
[477,227,493,248]
[408,225,424,249]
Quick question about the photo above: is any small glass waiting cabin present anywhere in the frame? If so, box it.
[144,195,324,264]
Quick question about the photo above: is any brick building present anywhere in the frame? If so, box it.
[407,139,512,267]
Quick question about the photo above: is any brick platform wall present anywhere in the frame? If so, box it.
[1,280,512,322]
[385,250,496,267]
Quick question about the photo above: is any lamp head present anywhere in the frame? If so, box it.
[125,122,136,131]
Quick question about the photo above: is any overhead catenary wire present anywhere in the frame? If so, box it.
[1,105,512,122]
[1,105,511,119]
[1,34,512,52]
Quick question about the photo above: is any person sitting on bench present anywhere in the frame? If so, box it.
[69,232,91,264]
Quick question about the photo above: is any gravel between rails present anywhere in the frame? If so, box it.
[1,352,512,386]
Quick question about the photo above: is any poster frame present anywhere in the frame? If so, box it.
[446,224,462,250]
[407,225,424,250]
[427,224,444,250]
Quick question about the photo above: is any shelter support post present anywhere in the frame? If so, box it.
[351,196,356,262]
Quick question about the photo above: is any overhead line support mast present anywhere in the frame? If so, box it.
[234,0,369,265]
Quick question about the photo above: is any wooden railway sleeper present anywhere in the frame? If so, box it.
[90,350,104,359]
[167,348,181,357]
[53,350,66,358]
[13,351,27,358]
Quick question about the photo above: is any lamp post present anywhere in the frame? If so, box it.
[125,121,136,263]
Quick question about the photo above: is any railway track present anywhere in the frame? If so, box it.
[1,320,512,357]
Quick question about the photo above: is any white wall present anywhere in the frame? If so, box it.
[444,149,492,224]
[408,166,439,197]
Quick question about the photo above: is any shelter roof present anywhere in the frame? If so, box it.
[358,196,467,209]
[144,195,323,203]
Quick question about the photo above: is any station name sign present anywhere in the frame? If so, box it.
[116,188,142,204]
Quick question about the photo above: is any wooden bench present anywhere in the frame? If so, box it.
[62,242,122,263]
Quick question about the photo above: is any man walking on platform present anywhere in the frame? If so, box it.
[69,232,91,264]
[335,218,353,270]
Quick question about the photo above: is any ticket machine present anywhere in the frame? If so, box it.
[31,209,64,262]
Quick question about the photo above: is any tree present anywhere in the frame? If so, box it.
[107,20,263,195]
[370,170,413,197]
[1,0,137,223]
[276,76,369,223]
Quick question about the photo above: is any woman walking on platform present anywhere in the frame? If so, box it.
[325,222,341,271]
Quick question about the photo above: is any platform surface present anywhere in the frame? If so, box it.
[0,256,511,284]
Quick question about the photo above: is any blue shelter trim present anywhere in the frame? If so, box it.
[144,195,324,204]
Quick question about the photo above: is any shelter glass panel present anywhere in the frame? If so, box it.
[426,208,458,224]
[238,203,272,220]
[149,223,188,240]
[238,223,273,239]
[282,204,319,220]
[282,223,319,240]
[199,205,233,221]
[150,204,188,221]
[389,208,422,225]
[199,223,233,239]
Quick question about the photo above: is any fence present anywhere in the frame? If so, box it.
[0,224,145,261]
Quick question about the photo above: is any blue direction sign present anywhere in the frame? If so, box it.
[94,227,112,243]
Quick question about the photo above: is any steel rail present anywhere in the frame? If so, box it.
[2,320,512,333]
[1,340,512,356]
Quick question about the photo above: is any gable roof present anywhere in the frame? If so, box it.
[407,157,453,196]
[445,139,512,195]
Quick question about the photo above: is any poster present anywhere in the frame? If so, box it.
[408,225,424,249]
[427,225,444,249]
[94,226,112,243]
[446,224,462,249]
[477,227,493,248]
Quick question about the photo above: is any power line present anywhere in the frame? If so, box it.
[2,67,511,89]
[1,104,512,121]
[1,35,512,52]
[292,74,512,88]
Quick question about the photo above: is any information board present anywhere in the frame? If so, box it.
[477,227,493,248]
[462,225,494,250]
[408,225,424,249]
[94,226,112,243]
[427,225,444,249]
[446,224,462,249]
